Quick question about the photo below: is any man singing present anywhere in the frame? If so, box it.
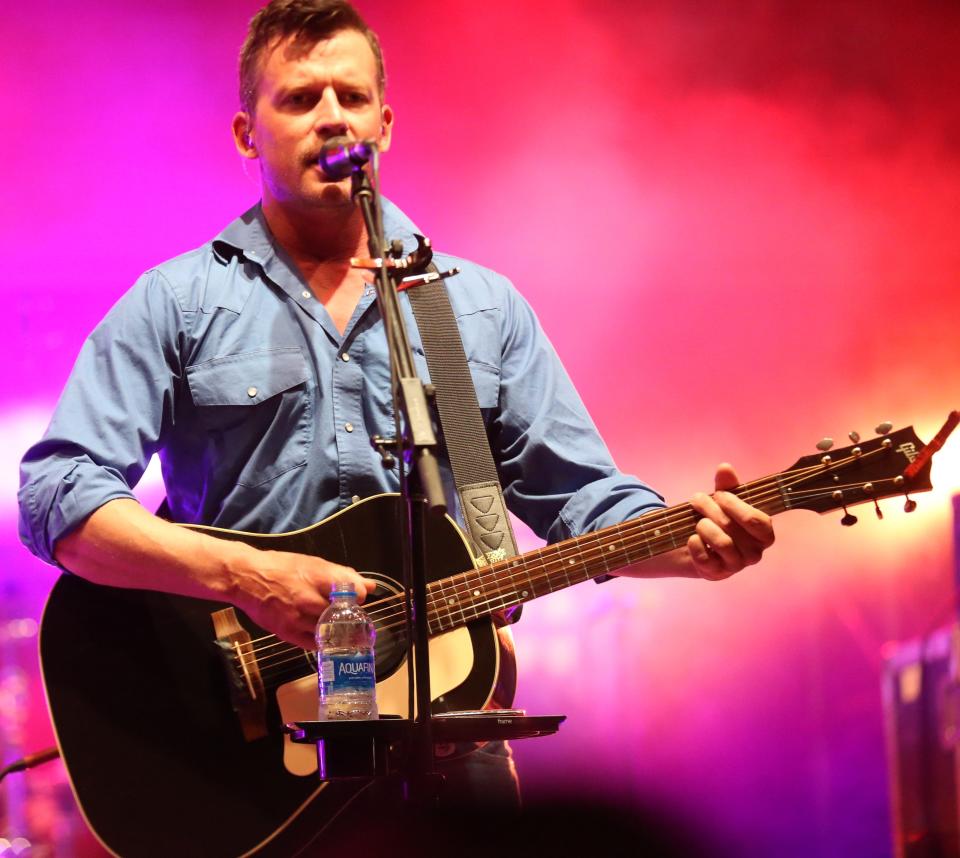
[19,0,774,846]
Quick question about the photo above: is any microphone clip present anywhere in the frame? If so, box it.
[351,234,436,276]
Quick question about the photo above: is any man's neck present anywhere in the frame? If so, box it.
[262,197,370,265]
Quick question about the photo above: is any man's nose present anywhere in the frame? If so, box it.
[314,88,347,136]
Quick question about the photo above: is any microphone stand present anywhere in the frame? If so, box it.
[349,151,446,802]
[285,143,566,806]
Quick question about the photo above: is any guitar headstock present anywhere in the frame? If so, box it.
[779,420,950,518]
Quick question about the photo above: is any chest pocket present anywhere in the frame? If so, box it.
[186,347,313,488]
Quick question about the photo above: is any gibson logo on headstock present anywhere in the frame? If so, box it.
[897,442,919,463]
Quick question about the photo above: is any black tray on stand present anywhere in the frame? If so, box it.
[284,711,565,780]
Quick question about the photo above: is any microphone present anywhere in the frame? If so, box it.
[317,137,377,180]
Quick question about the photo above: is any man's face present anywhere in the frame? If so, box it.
[233,28,393,212]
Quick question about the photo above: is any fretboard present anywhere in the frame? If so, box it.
[230,419,944,689]
[420,473,789,634]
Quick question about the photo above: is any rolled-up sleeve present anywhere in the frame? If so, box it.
[18,270,185,565]
[491,281,666,545]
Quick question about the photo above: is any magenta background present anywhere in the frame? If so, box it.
[3,1,960,854]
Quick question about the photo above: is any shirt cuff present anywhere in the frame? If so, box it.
[20,460,138,566]
[551,476,667,583]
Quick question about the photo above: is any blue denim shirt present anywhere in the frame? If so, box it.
[18,200,665,566]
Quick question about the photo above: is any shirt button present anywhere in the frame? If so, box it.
[344,422,354,433]
[301,290,311,299]
[341,353,350,362]
[247,386,258,398]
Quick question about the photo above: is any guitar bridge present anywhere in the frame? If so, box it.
[211,607,268,741]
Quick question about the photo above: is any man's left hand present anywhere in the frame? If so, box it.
[687,463,775,580]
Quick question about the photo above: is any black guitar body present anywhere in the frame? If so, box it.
[40,495,497,857]
[41,420,942,855]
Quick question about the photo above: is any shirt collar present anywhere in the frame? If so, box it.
[211,197,423,267]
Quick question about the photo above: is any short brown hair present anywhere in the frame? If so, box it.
[238,0,386,114]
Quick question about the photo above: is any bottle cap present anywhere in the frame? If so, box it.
[330,580,357,598]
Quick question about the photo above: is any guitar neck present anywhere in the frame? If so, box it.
[427,474,789,633]
[247,417,948,674]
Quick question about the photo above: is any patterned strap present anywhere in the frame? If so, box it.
[407,268,519,566]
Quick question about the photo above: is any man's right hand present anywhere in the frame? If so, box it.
[55,499,380,653]
[229,547,380,650]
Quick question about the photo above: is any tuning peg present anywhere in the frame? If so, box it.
[816,438,834,451]
[904,497,917,513]
[875,421,893,435]
[873,499,883,519]
[832,490,859,525]
[849,430,860,443]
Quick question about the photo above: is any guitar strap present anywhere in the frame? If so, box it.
[407,261,520,569]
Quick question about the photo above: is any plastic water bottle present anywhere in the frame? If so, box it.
[316,580,378,720]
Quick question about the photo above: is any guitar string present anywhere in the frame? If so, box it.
[244,493,768,678]
[236,470,798,666]
[248,477,889,683]
[235,454,894,677]
[248,462,815,652]
[247,483,822,681]
[240,467,886,679]
[231,448,897,673]
[370,447,898,632]
[242,472,892,678]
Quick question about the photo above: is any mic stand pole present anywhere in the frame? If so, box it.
[350,161,446,803]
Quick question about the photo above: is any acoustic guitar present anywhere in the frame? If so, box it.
[39,418,955,856]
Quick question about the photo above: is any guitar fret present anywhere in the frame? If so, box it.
[570,539,594,584]
[492,563,520,611]
[596,530,617,575]
[434,576,460,632]
[644,513,674,557]
[526,547,547,595]
[506,557,532,602]
[532,552,550,597]
[492,585,512,612]
[554,542,574,590]
[464,565,487,622]
[540,545,561,593]
[449,576,467,630]
[507,557,535,601]
[443,575,466,626]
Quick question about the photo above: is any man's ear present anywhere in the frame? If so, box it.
[378,104,394,154]
[232,112,258,159]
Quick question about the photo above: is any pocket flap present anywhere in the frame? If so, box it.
[187,348,310,407]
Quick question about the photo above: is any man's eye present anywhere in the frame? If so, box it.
[286,92,313,107]
[341,91,369,106]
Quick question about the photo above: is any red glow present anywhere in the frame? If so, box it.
[3,2,960,854]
